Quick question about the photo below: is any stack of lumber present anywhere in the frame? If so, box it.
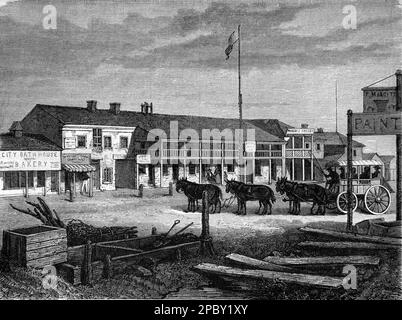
[193,222,394,292]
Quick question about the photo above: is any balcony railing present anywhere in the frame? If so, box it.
[285,149,312,158]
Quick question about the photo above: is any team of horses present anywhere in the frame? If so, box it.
[175,175,328,215]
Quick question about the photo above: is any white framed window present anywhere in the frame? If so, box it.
[103,168,113,183]
[120,136,128,149]
[104,136,112,149]
[77,135,86,148]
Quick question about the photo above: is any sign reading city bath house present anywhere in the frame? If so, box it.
[352,112,401,136]
[0,151,61,171]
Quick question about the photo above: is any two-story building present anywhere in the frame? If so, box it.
[20,101,320,191]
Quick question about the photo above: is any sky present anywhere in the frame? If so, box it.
[0,0,400,155]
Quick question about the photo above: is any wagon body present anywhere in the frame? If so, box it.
[325,160,392,215]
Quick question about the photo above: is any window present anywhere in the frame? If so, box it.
[20,172,34,188]
[93,128,102,148]
[3,172,35,190]
[120,136,128,149]
[189,164,196,175]
[305,143,310,149]
[77,135,86,148]
[227,164,234,173]
[37,171,46,187]
[103,168,113,183]
[316,143,321,151]
[255,160,262,176]
[353,149,357,157]
[138,165,146,174]
[104,136,112,149]
[163,164,169,176]
[293,136,302,148]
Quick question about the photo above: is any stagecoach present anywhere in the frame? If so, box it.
[325,160,392,215]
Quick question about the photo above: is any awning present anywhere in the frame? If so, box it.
[62,164,96,172]
[337,160,383,167]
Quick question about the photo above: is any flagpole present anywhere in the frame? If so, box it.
[335,80,338,132]
[238,24,242,132]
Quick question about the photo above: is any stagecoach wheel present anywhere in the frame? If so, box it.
[364,185,391,215]
[336,191,358,214]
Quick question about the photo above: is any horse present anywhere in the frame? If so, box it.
[224,178,276,215]
[176,178,222,213]
[275,177,327,215]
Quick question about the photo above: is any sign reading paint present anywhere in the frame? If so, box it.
[0,151,61,171]
[137,154,151,164]
[352,112,401,135]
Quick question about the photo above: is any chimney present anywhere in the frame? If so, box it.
[317,128,324,133]
[109,102,121,115]
[87,100,97,112]
[9,121,23,138]
[301,123,309,129]
[141,102,153,115]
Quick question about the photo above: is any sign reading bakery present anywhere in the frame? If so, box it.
[0,151,61,171]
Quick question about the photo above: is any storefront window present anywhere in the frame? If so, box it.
[20,172,34,188]
[37,171,46,187]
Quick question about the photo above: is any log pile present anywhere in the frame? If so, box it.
[9,197,138,246]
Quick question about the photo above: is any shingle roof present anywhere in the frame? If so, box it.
[0,133,62,151]
[314,131,365,148]
[247,119,294,139]
[379,155,395,164]
[34,104,285,143]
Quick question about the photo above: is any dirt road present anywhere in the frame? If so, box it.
[0,185,397,246]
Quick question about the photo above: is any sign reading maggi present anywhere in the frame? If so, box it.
[0,151,61,171]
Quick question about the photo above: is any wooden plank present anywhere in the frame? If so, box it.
[263,255,380,266]
[298,241,401,250]
[225,253,295,272]
[98,235,160,250]
[112,241,199,262]
[193,263,344,289]
[95,244,143,260]
[7,227,66,245]
[27,251,67,268]
[26,245,67,261]
[299,226,402,246]
[26,237,67,251]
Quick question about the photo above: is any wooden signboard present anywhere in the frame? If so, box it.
[352,112,401,135]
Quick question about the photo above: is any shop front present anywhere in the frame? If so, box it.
[0,123,62,197]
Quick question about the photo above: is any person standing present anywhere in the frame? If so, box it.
[80,172,90,195]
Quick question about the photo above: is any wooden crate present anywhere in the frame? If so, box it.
[2,225,67,268]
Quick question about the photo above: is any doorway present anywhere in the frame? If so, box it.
[91,160,101,189]
[148,165,155,186]
[172,164,179,181]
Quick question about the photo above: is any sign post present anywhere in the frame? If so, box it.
[347,110,353,231]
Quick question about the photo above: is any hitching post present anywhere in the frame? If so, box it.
[347,110,353,231]
[200,190,215,256]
